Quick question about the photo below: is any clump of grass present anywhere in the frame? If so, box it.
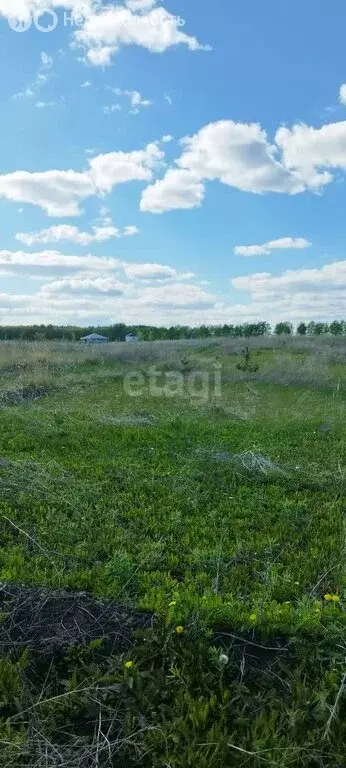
[236,345,259,374]
[99,413,157,427]
[181,356,192,374]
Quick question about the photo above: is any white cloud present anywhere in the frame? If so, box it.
[2,2,208,70]
[86,46,115,66]
[12,87,34,100]
[126,0,158,10]
[7,113,346,220]
[35,100,55,109]
[41,276,127,295]
[141,118,346,213]
[134,282,217,308]
[162,134,173,143]
[0,249,195,291]
[105,87,152,114]
[140,120,305,213]
[75,5,209,66]
[232,260,346,296]
[339,84,346,105]
[88,141,164,193]
[275,121,346,190]
[0,248,218,324]
[2,259,344,326]
[178,121,304,194]
[234,237,312,257]
[12,50,54,101]
[39,51,53,75]
[140,168,205,212]
[224,257,346,323]
[123,262,185,280]
[124,225,140,236]
[126,89,152,113]
[103,103,122,114]
[0,248,121,271]
[81,80,92,88]
[0,141,164,216]
[0,170,94,217]
[16,223,139,246]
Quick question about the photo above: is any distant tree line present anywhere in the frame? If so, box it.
[274,321,346,336]
[0,320,345,341]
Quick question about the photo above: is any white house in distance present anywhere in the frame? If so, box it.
[125,332,139,343]
[81,333,109,344]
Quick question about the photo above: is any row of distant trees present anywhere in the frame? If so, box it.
[0,320,345,341]
[275,321,346,336]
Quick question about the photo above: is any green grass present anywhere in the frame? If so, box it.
[0,339,345,767]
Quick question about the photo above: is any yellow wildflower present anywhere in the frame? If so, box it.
[124,661,134,669]
[175,625,184,634]
[324,594,340,603]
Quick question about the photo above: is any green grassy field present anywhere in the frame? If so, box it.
[0,338,345,767]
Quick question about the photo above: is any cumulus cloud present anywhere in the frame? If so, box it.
[339,84,346,105]
[140,168,205,212]
[234,237,311,257]
[75,4,209,66]
[86,46,115,66]
[177,121,304,193]
[125,0,158,10]
[275,121,346,190]
[0,249,197,287]
[0,170,94,217]
[6,113,346,220]
[2,257,344,326]
[140,120,305,213]
[16,223,139,246]
[134,282,217,308]
[41,276,127,295]
[232,260,346,296]
[0,141,163,216]
[123,262,194,280]
[1,1,208,69]
[0,248,121,271]
[88,142,164,193]
[124,89,152,113]
[141,118,346,213]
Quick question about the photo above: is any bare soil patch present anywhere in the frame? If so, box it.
[0,583,153,653]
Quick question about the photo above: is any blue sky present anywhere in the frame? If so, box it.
[0,0,346,326]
